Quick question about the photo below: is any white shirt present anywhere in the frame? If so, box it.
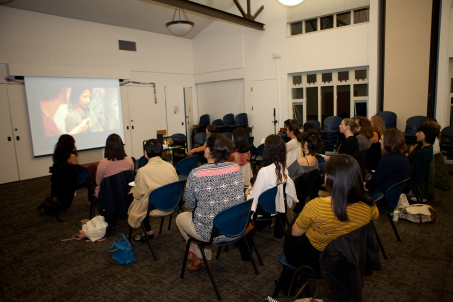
[286,138,300,154]
[433,138,440,155]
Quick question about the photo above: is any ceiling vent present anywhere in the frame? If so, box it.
[119,40,136,51]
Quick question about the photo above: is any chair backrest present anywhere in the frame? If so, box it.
[441,125,453,137]
[138,156,148,168]
[385,177,410,207]
[376,111,397,129]
[172,133,186,144]
[212,119,223,127]
[194,132,206,145]
[223,113,235,126]
[199,114,210,125]
[248,136,254,146]
[87,164,97,182]
[235,113,248,125]
[362,149,369,160]
[371,193,384,204]
[293,169,321,206]
[77,166,89,185]
[256,143,265,156]
[222,132,233,140]
[149,180,186,212]
[406,116,427,133]
[292,119,299,126]
[257,186,278,214]
[308,120,321,131]
[212,199,253,240]
[324,116,342,131]
[131,156,136,167]
[176,156,199,176]
[351,116,357,121]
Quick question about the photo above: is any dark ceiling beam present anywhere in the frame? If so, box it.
[152,0,265,30]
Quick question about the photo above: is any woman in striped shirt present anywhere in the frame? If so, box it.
[284,154,379,273]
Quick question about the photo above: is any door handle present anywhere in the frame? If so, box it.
[181,122,184,125]
[7,137,11,141]
[132,126,134,129]
[16,136,20,141]
[127,126,129,130]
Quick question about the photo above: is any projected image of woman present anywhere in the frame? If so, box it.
[65,87,103,134]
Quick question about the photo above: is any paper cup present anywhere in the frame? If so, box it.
[393,210,400,222]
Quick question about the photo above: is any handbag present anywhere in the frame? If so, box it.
[82,215,108,242]
[265,266,323,302]
[107,233,136,264]
[399,204,437,223]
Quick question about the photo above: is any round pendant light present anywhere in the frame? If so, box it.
[278,0,304,6]
[166,8,194,37]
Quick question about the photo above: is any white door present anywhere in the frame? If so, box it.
[127,86,157,159]
[251,79,279,145]
[165,86,186,138]
[120,87,133,157]
[0,85,20,184]
[184,87,193,150]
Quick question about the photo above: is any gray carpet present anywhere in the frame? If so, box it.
[1,174,453,302]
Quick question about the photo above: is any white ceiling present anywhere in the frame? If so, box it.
[1,0,238,39]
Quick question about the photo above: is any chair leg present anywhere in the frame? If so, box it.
[128,225,132,242]
[371,221,388,259]
[216,247,221,260]
[250,235,263,266]
[168,215,172,231]
[278,214,287,238]
[243,236,259,275]
[180,238,192,279]
[272,280,281,298]
[388,215,401,242]
[198,242,221,301]
[141,221,156,261]
[159,217,164,234]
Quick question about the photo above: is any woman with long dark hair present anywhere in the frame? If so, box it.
[288,130,322,180]
[286,123,301,153]
[407,124,437,175]
[95,134,134,197]
[366,116,385,171]
[285,154,378,272]
[355,116,374,151]
[229,128,252,185]
[53,134,78,165]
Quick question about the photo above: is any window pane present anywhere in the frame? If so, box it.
[338,71,349,82]
[293,103,304,125]
[292,88,304,99]
[305,19,317,33]
[354,84,368,97]
[322,73,332,83]
[306,87,318,122]
[337,12,351,27]
[321,86,334,125]
[321,15,333,30]
[291,22,303,35]
[355,69,367,81]
[354,8,369,24]
[337,85,351,119]
[293,75,302,85]
[355,102,367,117]
[307,74,317,84]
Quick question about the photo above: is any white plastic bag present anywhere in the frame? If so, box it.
[82,215,108,242]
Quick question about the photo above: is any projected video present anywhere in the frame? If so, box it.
[25,77,124,157]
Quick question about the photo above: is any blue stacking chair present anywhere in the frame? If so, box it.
[248,136,254,147]
[251,143,264,171]
[193,114,210,133]
[307,120,320,131]
[440,126,453,158]
[376,111,397,129]
[320,116,342,151]
[180,199,258,301]
[404,116,426,145]
[212,119,227,133]
[129,180,186,260]
[223,113,235,131]
[409,164,429,204]
[176,156,199,181]
[222,132,233,141]
[292,119,299,126]
[193,132,206,148]
[138,156,148,169]
[230,113,248,131]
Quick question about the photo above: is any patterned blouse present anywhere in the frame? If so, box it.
[184,162,244,241]
[228,150,251,167]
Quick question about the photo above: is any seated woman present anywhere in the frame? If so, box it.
[187,124,217,156]
[96,134,134,197]
[365,129,410,197]
[53,134,79,165]
[285,123,301,154]
[367,115,385,172]
[288,130,322,180]
[325,119,366,179]
[282,119,294,143]
[284,154,379,274]
[229,128,252,185]
[408,124,437,175]
[176,133,243,270]
[355,116,374,151]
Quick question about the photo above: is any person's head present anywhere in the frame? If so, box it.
[424,118,441,136]
[54,134,77,162]
[299,130,323,155]
[380,128,407,156]
[70,87,92,110]
[415,124,438,145]
[339,118,356,134]
[370,116,385,136]
[284,119,294,130]
[104,134,126,161]
[287,123,300,139]
[232,128,249,153]
[325,154,373,222]
[205,133,234,165]
[262,135,287,185]
[206,124,217,135]
[144,139,163,159]
[355,117,374,139]
[303,122,316,132]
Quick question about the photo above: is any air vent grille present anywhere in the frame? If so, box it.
[119,40,136,51]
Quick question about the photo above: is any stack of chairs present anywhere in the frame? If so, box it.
[230,113,248,132]
[320,116,342,152]
[307,120,321,131]
[192,114,210,146]
[440,126,453,160]
[376,111,397,129]
[404,116,426,146]
[212,119,228,133]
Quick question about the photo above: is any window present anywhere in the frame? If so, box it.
[354,84,368,97]
[291,22,303,36]
[293,103,304,125]
[292,88,304,99]
[337,85,351,119]
[355,69,367,81]
[451,78,453,93]
[307,74,317,84]
[306,87,318,122]
[293,75,302,85]
[321,15,333,30]
[322,73,332,83]
[337,12,351,27]
[338,71,349,82]
[305,19,317,33]
[321,86,334,125]
[354,101,367,117]
[354,8,369,24]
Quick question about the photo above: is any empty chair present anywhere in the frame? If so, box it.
[307,120,320,131]
[376,111,397,129]
[320,116,342,151]
[248,136,254,147]
[193,132,206,148]
[292,119,299,126]
[193,114,210,134]
[440,126,453,158]
[175,156,199,181]
[222,113,235,132]
[212,119,227,132]
[222,132,233,141]
[138,156,148,169]
[251,143,264,171]
[230,113,248,131]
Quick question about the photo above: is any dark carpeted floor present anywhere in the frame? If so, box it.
[1,174,453,302]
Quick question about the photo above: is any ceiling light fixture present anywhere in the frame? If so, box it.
[278,0,304,6]
[166,7,194,37]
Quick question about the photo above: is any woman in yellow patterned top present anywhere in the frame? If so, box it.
[284,154,379,273]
